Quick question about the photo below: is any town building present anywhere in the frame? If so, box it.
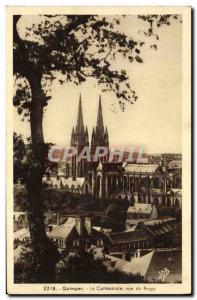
[126,203,158,220]
[48,216,111,250]
[109,218,176,254]
[43,175,91,194]
[167,160,182,189]
[14,212,28,232]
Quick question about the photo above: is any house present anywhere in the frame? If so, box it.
[110,218,176,254]
[61,177,91,194]
[90,245,154,278]
[43,175,91,194]
[13,212,28,232]
[14,228,30,247]
[127,203,158,220]
[48,216,111,249]
[48,217,79,249]
[110,228,154,254]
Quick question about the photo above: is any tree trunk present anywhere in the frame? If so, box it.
[26,72,59,282]
[13,16,59,282]
[27,72,46,245]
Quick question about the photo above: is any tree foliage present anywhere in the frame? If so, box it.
[13,132,31,183]
[14,243,60,283]
[13,132,54,184]
[104,203,127,232]
[14,14,181,113]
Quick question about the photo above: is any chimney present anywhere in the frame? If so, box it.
[136,249,141,258]
[56,213,60,226]
[75,217,83,236]
[84,218,92,236]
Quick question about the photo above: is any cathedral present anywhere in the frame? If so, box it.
[70,94,109,178]
[44,94,182,207]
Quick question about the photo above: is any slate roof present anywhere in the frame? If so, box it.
[111,218,175,244]
[92,246,154,277]
[126,217,176,226]
[142,218,176,226]
[48,217,75,239]
[14,228,30,240]
[136,221,175,237]
[61,177,86,188]
[44,176,86,189]
[106,252,154,276]
[111,229,152,244]
[124,163,159,174]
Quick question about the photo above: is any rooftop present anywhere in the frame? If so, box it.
[111,229,152,244]
[61,177,86,188]
[127,203,154,215]
[14,228,30,240]
[124,163,159,174]
[48,217,76,239]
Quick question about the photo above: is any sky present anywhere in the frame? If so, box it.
[14,15,182,154]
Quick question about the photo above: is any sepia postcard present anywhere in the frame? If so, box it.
[6,6,191,295]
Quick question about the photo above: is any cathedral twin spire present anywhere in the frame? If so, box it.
[71,94,89,146]
[76,93,84,135]
[96,96,104,133]
[92,95,109,149]
[71,94,109,149]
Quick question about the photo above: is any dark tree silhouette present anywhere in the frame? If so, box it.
[105,203,127,231]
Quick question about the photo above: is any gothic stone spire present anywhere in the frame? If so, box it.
[76,93,85,136]
[91,95,109,149]
[96,95,104,134]
[95,95,104,144]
